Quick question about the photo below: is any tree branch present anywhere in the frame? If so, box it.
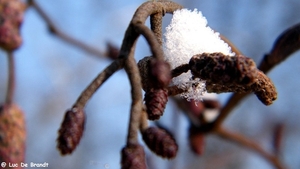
[29,0,107,59]
[215,127,286,169]
[5,52,15,105]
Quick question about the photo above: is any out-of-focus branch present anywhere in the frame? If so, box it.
[29,0,110,59]
[272,123,284,156]
[259,23,300,73]
[215,127,286,169]
[5,52,15,105]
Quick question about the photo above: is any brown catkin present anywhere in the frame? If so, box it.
[57,107,85,155]
[144,88,168,120]
[189,53,277,105]
[121,144,147,169]
[138,56,154,91]
[252,71,277,105]
[0,104,26,168]
[189,53,258,86]
[205,71,277,105]
[150,59,171,88]
[142,127,178,159]
[138,57,171,91]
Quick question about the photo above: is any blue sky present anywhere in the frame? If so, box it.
[1,0,300,168]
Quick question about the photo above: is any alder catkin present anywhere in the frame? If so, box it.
[57,107,85,155]
[189,53,258,86]
[138,57,171,91]
[142,127,178,159]
[121,144,147,169]
[0,104,26,167]
[150,59,171,88]
[144,88,168,120]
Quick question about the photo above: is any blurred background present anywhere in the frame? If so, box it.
[1,0,300,168]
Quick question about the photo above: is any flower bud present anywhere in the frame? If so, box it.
[57,107,85,155]
[142,127,178,159]
[144,88,168,120]
[138,56,155,91]
[138,57,171,91]
[121,144,146,169]
[0,104,26,166]
[188,125,205,155]
[150,59,171,88]
[106,42,119,60]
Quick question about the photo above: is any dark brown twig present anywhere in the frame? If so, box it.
[171,64,190,78]
[215,127,285,169]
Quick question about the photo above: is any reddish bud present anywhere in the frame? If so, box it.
[121,144,147,169]
[273,123,284,155]
[57,107,85,155]
[150,59,171,88]
[106,42,119,60]
[0,104,26,168]
[142,127,178,159]
[189,126,205,155]
[144,88,168,120]
[186,99,205,117]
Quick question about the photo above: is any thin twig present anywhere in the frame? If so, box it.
[167,85,185,96]
[171,64,190,78]
[72,1,182,109]
[73,59,124,108]
[150,11,163,46]
[139,105,149,132]
[212,93,247,128]
[134,23,164,61]
[130,1,182,61]
[124,47,143,145]
[30,0,106,59]
[258,23,300,73]
[215,127,286,169]
[131,1,182,26]
[5,52,15,105]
